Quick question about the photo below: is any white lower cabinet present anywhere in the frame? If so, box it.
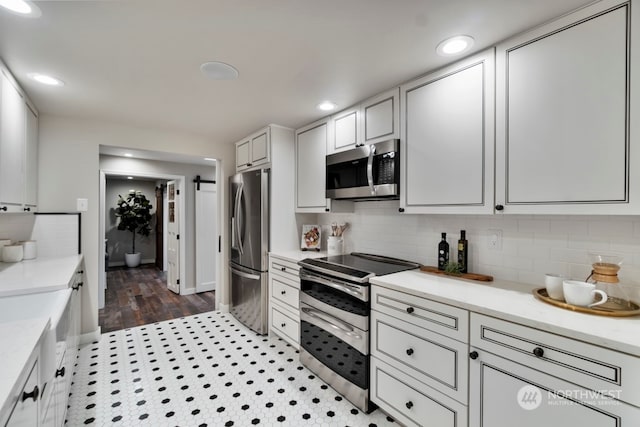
[469,313,640,426]
[6,359,39,427]
[268,254,301,348]
[370,285,469,426]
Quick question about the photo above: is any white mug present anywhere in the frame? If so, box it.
[562,280,608,308]
[327,236,344,256]
[544,274,566,300]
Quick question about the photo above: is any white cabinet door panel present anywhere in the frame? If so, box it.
[236,140,250,169]
[331,108,358,152]
[504,5,627,204]
[296,120,328,211]
[363,89,398,144]
[0,73,26,210]
[251,131,269,164]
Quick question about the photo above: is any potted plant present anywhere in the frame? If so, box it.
[115,190,153,268]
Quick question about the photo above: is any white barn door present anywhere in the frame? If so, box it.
[195,181,217,292]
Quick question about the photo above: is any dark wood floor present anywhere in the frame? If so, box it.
[99,264,216,333]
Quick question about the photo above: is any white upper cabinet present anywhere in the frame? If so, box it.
[361,87,399,145]
[326,88,400,155]
[0,71,27,212]
[24,105,38,211]
[235,126,271,172]
[296,118,330,212]
[400,49,495,214]
[495,0,639,214]
[328,106,359,154]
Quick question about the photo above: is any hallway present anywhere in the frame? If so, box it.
[99,264,216,333]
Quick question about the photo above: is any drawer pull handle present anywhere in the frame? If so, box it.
[56,367,66,378]
[469,351,479,360]
[406,348,414,356]
[281,290,286,295]
[406,307,415,314]
[281,267,286,271]
[406,401,413,409]
[73,282,84,290]
[22,385,39,402]
[533,347,544,358]
[281,323,286,328]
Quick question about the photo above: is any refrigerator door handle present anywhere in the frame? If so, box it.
[234,182,244,254]
[230,266,260,281]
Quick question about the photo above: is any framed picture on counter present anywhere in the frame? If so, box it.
[301,224,321,251]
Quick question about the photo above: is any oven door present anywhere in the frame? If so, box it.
[300,302,369,390]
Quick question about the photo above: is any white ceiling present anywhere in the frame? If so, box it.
[0,0,594,145]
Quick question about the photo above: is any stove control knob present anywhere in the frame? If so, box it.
[406,306,415,314]
[406,401,414,409]
[406,348,414,356]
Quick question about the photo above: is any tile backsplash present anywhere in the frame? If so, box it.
[320,201,640,298]
[0,214,35,242]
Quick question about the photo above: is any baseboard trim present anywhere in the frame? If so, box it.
[180,288,196,296]
[196,282,216,293]
[80,327,102,345]
[108,259,157,268]
[219,303,230,313]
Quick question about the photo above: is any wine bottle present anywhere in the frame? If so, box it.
[438,232,449,270]
[458,230,468,273]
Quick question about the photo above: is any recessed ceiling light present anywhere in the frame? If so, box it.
[27,73,64,86]
[0,0,40,16]
[124,153,133,157]
[317,101,337,112]
[203,158,216,162]
[127,176,134,180]
[200,61,239,80]
[436,35,474,56]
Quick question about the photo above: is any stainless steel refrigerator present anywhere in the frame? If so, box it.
[229,169,269,334]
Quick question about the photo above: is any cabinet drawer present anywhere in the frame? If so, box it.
[269,256,300,281]
[270,304,300,347]
[471,313,640,407]
[371,310,468,404]
[371,357,468,427]
[270,276,299,311]
[372,285,469,343]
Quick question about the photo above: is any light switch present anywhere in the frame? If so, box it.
[77,198,88,212]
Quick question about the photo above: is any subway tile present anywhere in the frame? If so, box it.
[517,219,550,234]
[588,217,633,237]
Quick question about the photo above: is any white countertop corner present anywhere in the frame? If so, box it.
[269,250,327,262]
[0,255,83,297]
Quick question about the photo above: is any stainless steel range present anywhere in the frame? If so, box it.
[297,252,420,413]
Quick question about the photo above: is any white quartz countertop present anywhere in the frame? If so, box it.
[269,250,327,262]
[0,317,49,425]
[0,255,83,297]
[370,270,640,357]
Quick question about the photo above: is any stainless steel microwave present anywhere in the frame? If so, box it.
[326,139,400,200]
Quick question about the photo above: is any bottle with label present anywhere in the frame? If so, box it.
[458,230,468,273]
[438,232,449,270]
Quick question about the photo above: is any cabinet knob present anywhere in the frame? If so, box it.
[0,206,7,211]
[22,385,39,402]
[23,207,30,212]
[495,204,504,211]
[56,367,66,378]
[73,282,84,290]
[281,323,286,328]
[78,270,84,274]
[406,306,415,314]
[469,351,479,360]
[406,348,414,356]
[325,208,330,212]
[281,267,286,271]
[247,163,252,167]
[533,347,544,358]
[398,208,405,213]
[405,401,413,409]
[281,290,286,295]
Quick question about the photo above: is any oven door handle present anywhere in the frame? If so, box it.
[299,272,363,299]
[301,306,361,339]
[367,144,376,196]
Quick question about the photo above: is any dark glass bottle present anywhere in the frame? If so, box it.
[458,230,468,273]
[438,232,449,270]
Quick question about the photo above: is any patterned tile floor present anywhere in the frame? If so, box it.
[67,311,397,427]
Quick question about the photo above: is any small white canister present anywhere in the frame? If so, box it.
[0,239,11,254]
[3,244,23,263]
[20,240,37,260]
[327,236,344,256]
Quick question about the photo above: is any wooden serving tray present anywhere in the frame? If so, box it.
[533,288,640,317]
[419,266,493,282]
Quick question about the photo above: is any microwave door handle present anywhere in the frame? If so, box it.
[301,306,362,339]
[367,144,376,195]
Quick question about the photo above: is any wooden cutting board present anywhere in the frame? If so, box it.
[419,266,493,282]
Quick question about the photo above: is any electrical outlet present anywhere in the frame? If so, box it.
[488,229,502,251]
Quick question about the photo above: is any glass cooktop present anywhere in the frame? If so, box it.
[298,252,420,282]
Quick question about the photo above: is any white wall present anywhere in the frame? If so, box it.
[100,155,217,291]
[105,178,157,265]
[322,200,640,300]
[38,115,235,335]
